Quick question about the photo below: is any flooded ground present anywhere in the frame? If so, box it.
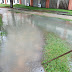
[0,8,44,72]
[31,15,72,71]
[0,8,72,72]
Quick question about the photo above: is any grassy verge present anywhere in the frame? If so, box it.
[0,4,9,7]
[0,15,3,45]
[0,15,7,45]
[58,18,72,21]
[42,32,70,72]
[13,4,70,12]
[0,15,2,27]
[0,4,72,15]
[13,4,72,16]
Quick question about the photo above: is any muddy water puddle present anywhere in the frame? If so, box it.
[0,8,72,72]
[0,8,44,72]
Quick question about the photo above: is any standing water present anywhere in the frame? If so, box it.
[31,15,72,71]
[0,8,72,72]
[0,8,44,72]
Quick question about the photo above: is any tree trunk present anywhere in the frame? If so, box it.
[10,0,13,8]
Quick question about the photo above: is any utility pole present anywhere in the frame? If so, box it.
[10,0,13,8]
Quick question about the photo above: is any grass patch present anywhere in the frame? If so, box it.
[0,15,3,45]
[0,15,3,27]
[14,4,42,10]
[13,4,70,12]
[58,18,72,21]
[42,32,71,72]
[0,4,72,15]
[13,4,72,15]
[15,11,20,13]
[0,4,9,7]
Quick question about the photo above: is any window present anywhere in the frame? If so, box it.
[13,0,15,3]
[17,0,19,3]
[7,0,8,3]
[2,0,4,3]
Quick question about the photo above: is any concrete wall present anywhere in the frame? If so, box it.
[49,0,58,8]
[0,0,70,10]
[58,0,69,9]
[41,0,46,8]
[21,0,69,9]
[21,0,25,4]
[49,0,69,9]
[33,0,38,7]
[21,0,30,5]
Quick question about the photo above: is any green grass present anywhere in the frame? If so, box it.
[13,4,72,15]
[0,15,6,36]
[58,18,72,21]
[42,32,71,72]
[0,15,3,44]
[0,4,9,7]
[0,4,72,15]
[14,4,42,10]
[15,11,20,13]
[0,15,3,26]
[0,15,7,45]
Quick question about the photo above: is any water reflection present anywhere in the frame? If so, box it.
[0,8,72,72]
[31,15,72,71]
[31,16,72,45]
[0,22,7,48]
[0,8,44,72]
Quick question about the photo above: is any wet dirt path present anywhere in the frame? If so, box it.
[0,8,44,72]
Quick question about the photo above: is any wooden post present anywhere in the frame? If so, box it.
[46,0,49,8]
[30,0,33,6]
[68,0,72,10]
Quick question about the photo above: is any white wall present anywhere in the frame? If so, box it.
[0,0,2,4]
[1,0,20,4]
[6,0,10,4]
[2,0,5,4]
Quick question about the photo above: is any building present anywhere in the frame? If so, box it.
[0,0,21,4]
[0,0,72,10]
[0,0,2,4]
[28,0,72,10]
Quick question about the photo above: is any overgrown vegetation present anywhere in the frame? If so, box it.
[42,32,71,72]
[0,4,72,15]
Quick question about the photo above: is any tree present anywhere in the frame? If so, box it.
[10,0,13,8]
